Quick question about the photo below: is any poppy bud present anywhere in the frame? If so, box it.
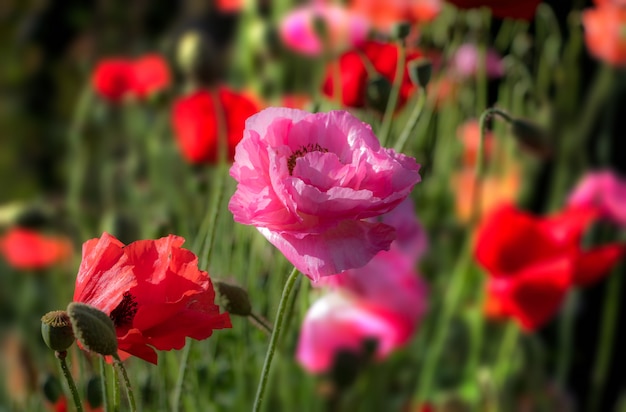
[408,59,432,89]
[366,76,393,113]
[510,118,552,158]
[391,22,411,41]
[41,374,63,404]
[85,375,103,409]
[41,311,75,352]
[67,302,118,356]
[214,281,252,316]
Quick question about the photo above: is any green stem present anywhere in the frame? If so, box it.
[414,240,473,405]
[99,357,110,412]
[555,290,579,385]
[587,271,623,412]
[172,340,192,412]
[113,362,120,412]
[393,87,427,153]
[379,39,407,146]
[57,351,84,412]
[253,267,300,412]
[494,322,520,388]
[113,355,137,412]
[249,312,273,334]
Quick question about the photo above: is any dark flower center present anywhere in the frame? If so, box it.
[287,143,329,175]
[109,292,138,328]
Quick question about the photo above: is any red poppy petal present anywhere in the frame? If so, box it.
[575,244,625,287]
[541,206,598,248]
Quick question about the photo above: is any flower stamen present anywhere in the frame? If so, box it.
[110,292,138,327]
[287,143,329,175]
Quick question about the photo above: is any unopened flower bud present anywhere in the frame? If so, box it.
[67,303,118,356]
[366,76,392,113]
[214,281,252,316]
[41,374,63,404]
[85,376,103,409]
[510,118,552,158]
[391,22,411,40]
[408,58,432,89]
[41,311,74,352]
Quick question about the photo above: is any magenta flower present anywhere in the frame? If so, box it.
[567,170,626,227]
[279,4,370,56]
[297,250,428,372]
[228,108,421,281]
[451,43,504,79]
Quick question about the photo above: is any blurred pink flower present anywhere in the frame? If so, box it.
[451,44,504,79]
[228,108,421,281]
[567,170,626,227]
[279,4,369,56]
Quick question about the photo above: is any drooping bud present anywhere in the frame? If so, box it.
[41,311,75,352]
[41,374,63,404]
[510,118,552,158]
[67,302,118,356]
[408,59,432,89]
[366,76,393,113]
[391,22,411,41]
[214,281,252,316]
[85,375,103,409]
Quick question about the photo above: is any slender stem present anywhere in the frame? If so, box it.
[99,357,111,412]
[113,362,120,412]
[379,39,407,146]
[394,87,427,153]
[113,355,137,412]
[249,312,273,334]
[253,267,300,412]
[494,322,520,387]
[587,271,623,412]
[172,340,192,412]
[57,351,84,412]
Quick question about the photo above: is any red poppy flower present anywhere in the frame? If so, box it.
[446,0,541,20]
[582,3,626,67]
[0,228,72,270]
[475,204,624,331]
[322,41,423,109]
[171,87,259,164]
[349,0,442,30]
[92,54,170,102]
[72,233,231,364]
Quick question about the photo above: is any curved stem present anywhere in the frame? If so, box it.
[113,355,137,412]
[57,351,84,412]
[249,312,273,334]
[253,267,300,412]
[379,39,407,146]
[99,357,110,412]
[394,87,427,153]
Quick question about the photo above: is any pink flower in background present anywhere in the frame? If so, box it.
[298,199,428,373]
[451,44,504,79]
[279,4,370,56]
[567,170,626,227]
[228,108,421,281]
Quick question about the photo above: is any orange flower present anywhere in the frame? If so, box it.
[348,0,442,31]
[0,228,72,270]
[582,4,626,66]
[457,119,494,168]
[452,167,520,224]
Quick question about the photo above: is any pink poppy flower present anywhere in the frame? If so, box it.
[451,44,504,79]
[228,108,421,281]
[279,4,370,56]
[567,170,626,227]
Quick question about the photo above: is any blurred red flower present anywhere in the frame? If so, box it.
[72,233,231,364]
[92,54,170,102]
[0,228,72,270]
[171,87,259,164]
[582,3,626,66]
[475,204,624,331]
[348,0,442,30]
[322,41,422,109]
[446,0,541,20]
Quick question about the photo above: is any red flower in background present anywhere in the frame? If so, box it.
[322,41,422,109]
[348,0,442,30]
[446,0,542,20]
[475,204,624,331]
[72,233,231,364]
[171,87,259,164]
[92,54,170,102]
[582,3,626,66]
[0,228,72,270]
